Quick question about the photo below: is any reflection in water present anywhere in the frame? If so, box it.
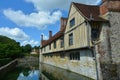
[40,63,93,80]
[17,70,39,80]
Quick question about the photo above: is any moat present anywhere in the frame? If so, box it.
[0,63,93,80]
[40,63,93,80]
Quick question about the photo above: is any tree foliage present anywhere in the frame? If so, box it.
[33,46,40,50]
[22,44,32,54]
[0,35,22,59]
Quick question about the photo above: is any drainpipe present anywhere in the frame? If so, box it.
[92,41,103,80]
[86,21,100,79]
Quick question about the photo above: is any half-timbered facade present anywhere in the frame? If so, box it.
[40,0,120,79]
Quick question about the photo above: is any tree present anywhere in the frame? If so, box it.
[33,46,40,49]
[0,35,22,59]
[22,44,32,54]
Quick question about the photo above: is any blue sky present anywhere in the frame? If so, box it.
[0,0,101,47]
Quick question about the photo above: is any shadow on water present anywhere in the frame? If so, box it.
[0,66,40,80]
[0,56,40,80]
[40,63,94,80]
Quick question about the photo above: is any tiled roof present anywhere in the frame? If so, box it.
[41,30,64,48]
[41,17,67,47]
[73,2,107,21]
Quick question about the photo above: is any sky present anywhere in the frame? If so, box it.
[0,0,101,47]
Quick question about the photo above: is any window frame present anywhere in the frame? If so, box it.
[54,41,56,49]
[44,47,46,52]
[69,51,80,60]
[69,33,73,46]
[70,18,75,27]
[49,44,51,50]
[60,52,65,58]
[60,36,64,48]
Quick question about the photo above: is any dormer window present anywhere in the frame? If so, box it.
[70,18,75,27]
[91,22,101,41]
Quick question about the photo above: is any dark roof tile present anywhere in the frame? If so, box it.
[73,2,107,21]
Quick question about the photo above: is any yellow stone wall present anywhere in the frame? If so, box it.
[42,50,96,79]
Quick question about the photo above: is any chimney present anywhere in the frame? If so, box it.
[100,0,120,15]
[41,35,43,41]
[102,0,107,3]
[60,17,67,31]
[49,31,52,38]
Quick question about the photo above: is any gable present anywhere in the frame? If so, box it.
[65,4,85,33]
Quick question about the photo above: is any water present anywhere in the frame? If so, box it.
[0,67,40,80]
[17,70,39,80]
[0,56,40,80]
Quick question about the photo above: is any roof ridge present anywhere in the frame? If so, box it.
[72,2,99,7]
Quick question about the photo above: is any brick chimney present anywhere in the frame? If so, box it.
[41,34,43,46]
[41,35,43,41]
[100,0,120,15]
[60,17,67,31]
[49,31,52,39]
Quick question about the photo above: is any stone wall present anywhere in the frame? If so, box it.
[100,63,120,80]
[98,23,112,63]
[17,56,39,68]
[108,12,120,64]
[117,64,120,79]
[41,49,97,79]
[99,12,120,80]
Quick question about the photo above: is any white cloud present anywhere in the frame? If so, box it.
[3,0,100,30]
[25,0,100,11]
[21,40,39,46]
[3,9,62,29]
[0,27,29,40]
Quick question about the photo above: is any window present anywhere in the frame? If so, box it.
[44,47,46,52]
[60,52,65,58]
[60,37,64,48]
[70,18,75,27]
[69,52,80,60]
[49,44,51,50]
[69,33,73,45]
[54,41,56,49]
[41,48,43,53]
[91,22,100,41]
